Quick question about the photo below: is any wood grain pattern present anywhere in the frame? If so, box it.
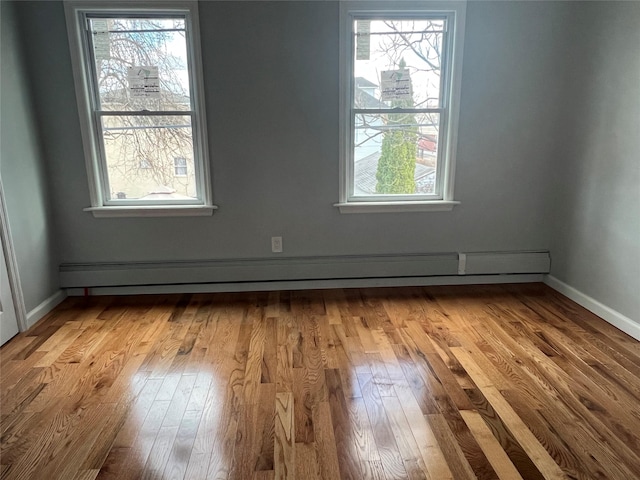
[1,284,639,479]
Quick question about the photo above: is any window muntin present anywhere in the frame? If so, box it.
[65,2,212,213]
[339,3,465,210]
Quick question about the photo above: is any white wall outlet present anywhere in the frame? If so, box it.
[271,236,283,253]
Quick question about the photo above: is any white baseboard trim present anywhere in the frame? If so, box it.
[544,275,640,341]
[66,273,545,296]
[25,289,67,330]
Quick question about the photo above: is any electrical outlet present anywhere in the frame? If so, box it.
[271,236,283,253]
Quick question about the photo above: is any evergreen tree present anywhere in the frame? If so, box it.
[375,59,417,194]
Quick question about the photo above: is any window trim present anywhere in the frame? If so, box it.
[64,0,215,217]
[336,1,466,213]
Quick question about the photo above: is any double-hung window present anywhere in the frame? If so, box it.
[64,1,214,217]
[337,2,466,213]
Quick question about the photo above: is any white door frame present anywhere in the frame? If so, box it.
[0,178,28,332]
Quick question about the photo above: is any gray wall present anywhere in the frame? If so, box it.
[0,1,60,312]
[550,2,640,322]
[14,0,565,264]
[8,1,637,323]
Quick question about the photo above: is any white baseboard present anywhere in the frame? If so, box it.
[66,273,545,296]
[26,289,67,330]
[544,275,640,341]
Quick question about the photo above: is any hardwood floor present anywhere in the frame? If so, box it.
[1,283,639,479]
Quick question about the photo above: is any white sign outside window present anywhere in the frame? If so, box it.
[356,20,371,60]
[92,19,110,60]
[127,66,160,98]
[380,69,412,101]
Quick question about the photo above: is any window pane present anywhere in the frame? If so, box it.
[354,19,444,109]
[353,112,440,196]
[89,17,191,112]
[101,115,197,200]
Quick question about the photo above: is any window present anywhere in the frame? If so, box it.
[337,2,466,213]
[174,157,187,176]
[64,1,215,217]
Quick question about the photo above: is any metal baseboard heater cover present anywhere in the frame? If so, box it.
[59,250,551,288]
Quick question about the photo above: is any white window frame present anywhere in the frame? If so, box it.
[64,0,216,217]
[335,1,466,214]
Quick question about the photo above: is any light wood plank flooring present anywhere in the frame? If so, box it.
[1,283,639,479]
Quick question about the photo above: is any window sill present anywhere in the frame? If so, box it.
[334,200,460,214]
[84,205,218,218]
